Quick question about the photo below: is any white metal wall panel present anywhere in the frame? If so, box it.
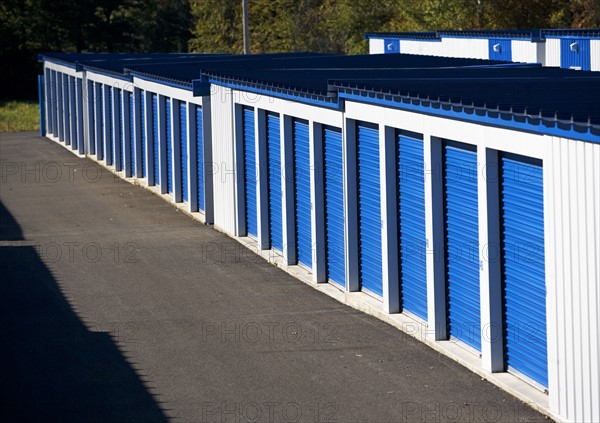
[399,40,442,57]
[591,39,600,71]
[545,38,561,67]
[511,40,539,63]
[546,136,600,423]
[210,85,236,235]
[440,37,488,59]
[369,38,385,54]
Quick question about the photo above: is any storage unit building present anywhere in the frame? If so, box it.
[38,52,600,423]
[367,29,600,71]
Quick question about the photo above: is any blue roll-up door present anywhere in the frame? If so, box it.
[116,89,123,170]
[152,94,159,186]
[87,81,95,154]
[196,106,204,211]
[489,39,512,61]
[57,73,64,141]
[501,153,547,387]
[293,119,311,268]
[324,126,345,287]
[107,89,114,165]
[97,84,104,158]
[166,98,172,193]
[180,102,188,202]
[63,75,70,145]
[560,38,591,70]
[357,122,382,297]
[69,76,76,149]
[243,107,256,237]
[443,141,480,351]
[129,92,135,175]
[267,113,283,251]
[141,91,146,177]
[397,133,427,320]
[52,71,58,136]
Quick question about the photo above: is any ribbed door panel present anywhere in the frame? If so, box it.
[108,89,114,165]
[63,75,70,144]
[97,85,104,158]
[324,127,345,287]
[129,92,135,173]
[358,123,382,297]
[398,133,427,319]
[444,142,480,351]
[141,91,146,177]
[501,154,547,387]
[117,89,123,170]
[152,94,159,185]
[561,38,591,70]
[87,81,95,153]
[294,120,312,268]
[268,113,283,251]
[166,98,172,193]
[180,102,188,202]
[196,106,204,211]
[57,73,63,141]
[243,108,257,237]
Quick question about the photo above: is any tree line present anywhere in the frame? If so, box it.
[2,0,598,100]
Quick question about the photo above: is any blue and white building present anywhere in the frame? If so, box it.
[366,29,600,71]
[39,51,600,422]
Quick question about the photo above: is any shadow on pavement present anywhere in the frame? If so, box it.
[0,201,168,422]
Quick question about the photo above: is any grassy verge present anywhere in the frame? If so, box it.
[0,101,40,132]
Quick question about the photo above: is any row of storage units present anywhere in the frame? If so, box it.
[39,52,600,422]
[366,29,600,71]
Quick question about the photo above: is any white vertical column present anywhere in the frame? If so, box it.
[256,109,270,250]
[381,126,400,313]
[132,88,142,178]
[122,91,132,176]
[281,115,296,265]
[425,135,447,340]
[111,87,120,168]
[76,78,85,155]
[479,147,503,372]
[102,84,111,163]
[311,122,326,283]
[344,118,359,292]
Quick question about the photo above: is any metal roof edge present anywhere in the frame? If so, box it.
[336,88,600,144]
[127,70,193,90]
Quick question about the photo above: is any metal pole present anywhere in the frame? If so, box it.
[242,0,250,54]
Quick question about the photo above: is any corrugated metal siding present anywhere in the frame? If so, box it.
[267,113,283,251]
[440,38,488,59]
[324,126,345,287]
[591,40,600,71]
[511,40,539,64]
[293,119,312,268]
[68,76,77,149]
[96,83,104,159]
[107,88,114,165]
[560,38,591,70]
[45,69,52,135]
[63,74,70,145]
[166,98,173,193]
[116,89,123,170]
[357,122,382,297]
[57,73,64,141]
[399,40,442,57]
[369,38,385,54]
[210,85,236,235]
[545,38,561,67]
[243,107,256,236]
[501,153,547,387]
[547,137,600,423]
[443,141,480,351]
[196,106,205,211]
[180,102,188,202]
[397,133,427,320]
[152,93,159,185]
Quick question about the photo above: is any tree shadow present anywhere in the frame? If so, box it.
[0,201,168,422]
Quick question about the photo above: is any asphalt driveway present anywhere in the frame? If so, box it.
[0,132,548,422]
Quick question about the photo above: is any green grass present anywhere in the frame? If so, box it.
[0,101,40,132]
